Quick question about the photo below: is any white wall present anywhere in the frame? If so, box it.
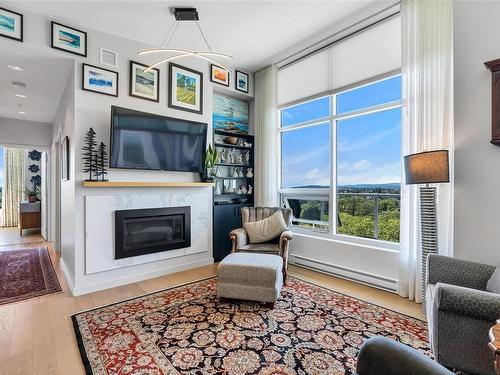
[453,1,500,266]
[51,63,76,286]
[0,117,52,147]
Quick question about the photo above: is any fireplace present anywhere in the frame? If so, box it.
[114,206,191,259]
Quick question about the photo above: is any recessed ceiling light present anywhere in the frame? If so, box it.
[8,64,24,71]
[18,111,26,114]
[12,81,26,90]
[15,94,27,98]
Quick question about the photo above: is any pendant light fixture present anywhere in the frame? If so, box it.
[138,8,232,73]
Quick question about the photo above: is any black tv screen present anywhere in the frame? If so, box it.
[110,106,207,173]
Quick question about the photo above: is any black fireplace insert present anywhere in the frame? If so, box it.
[115,206,191,259]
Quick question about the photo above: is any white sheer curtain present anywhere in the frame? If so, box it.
[399,0,454,302]
[255,65,278,207]
[1,147,26,227]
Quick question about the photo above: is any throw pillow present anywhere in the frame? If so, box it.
[486,266,500,294]
[244,210,287,243]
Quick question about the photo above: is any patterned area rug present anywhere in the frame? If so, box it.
[73,277,430,374]
[0,247,62,305]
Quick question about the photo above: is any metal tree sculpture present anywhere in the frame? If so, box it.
[82,127,97,181]
[96,142,109,181]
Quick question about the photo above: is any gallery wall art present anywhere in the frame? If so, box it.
[82,63,119,97]
[0,7,23,42]
[210,64,229,87]
[51,21,87,57]
[213,93,249,134]
[168,62,203,114]
[129,60,159,102]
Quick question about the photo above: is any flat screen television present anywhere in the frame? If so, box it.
[110,106,207,173]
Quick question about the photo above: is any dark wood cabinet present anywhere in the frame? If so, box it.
[213,203,249,262]
[485,58,500,146]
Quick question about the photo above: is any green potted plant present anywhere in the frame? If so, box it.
[25,188,38,203]
[204,144,219,181]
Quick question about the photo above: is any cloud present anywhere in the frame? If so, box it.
[283,167,330,187]
[338,161,401,185]
[283,143,329,167]
[338,126,399,153]
[351,159,372,171]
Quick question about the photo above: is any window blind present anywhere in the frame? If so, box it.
[277,14,401,106]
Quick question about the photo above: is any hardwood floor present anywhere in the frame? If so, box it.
[0,239,421,375]
[0,227,43,247]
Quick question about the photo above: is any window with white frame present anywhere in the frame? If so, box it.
[277,14,401,246]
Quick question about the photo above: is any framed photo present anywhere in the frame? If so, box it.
[51,21,87,57]
[129,60,159,102]
[99,48,118,68]
[0,7,23,42]
[210,64,229,87]
[168,63,203,114]
[61,136,69,181]
[82,63,119,97]
[235,70,249,93]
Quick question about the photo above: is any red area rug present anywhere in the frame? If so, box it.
[0,247,62,305]
[72,277,430,374]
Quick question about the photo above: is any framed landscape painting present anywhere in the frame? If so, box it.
[129,60,159,102]
[82,63,119,97]
[213,93,249,134]
[235,70,249,93]
[210,64,229,87]
[168,63,203,114]
[0,7,23,42]
[51,21,87,57]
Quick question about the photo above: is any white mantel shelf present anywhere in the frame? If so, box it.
[82,181,215,188]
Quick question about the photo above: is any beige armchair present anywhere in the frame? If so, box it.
[229,207,294,280]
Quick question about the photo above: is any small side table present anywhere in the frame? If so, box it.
[489,319,500,375]
[19,202,41,236]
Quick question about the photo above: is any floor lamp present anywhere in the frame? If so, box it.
[404,150,449,313]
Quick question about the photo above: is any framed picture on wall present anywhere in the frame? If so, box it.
[82,63,119,97]
[235,70,249,93]
[61,136,69,181]
[168,62,203,114]
[0,7,23,42]
[210,64,229,87]
[51,21,87,57]
[129,60,159,102]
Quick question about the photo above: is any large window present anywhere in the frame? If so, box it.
[279,75,402,244]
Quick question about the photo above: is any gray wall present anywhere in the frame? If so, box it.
[0,117,52,147]
[454,1,500,266]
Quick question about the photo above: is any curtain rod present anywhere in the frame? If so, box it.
[276,1,401,70]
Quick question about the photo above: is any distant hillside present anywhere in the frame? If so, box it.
[339,183,400,191]
[291,183,400,191]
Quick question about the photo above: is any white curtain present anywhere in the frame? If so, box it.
[1,147,26,227]
[399,0,454,302]
[255,65,279,207]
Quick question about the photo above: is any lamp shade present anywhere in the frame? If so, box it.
[404,150,449,185]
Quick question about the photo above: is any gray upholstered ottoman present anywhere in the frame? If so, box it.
[217,252,283,308]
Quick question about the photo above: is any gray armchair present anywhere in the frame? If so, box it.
[229,207,293,280]
[356,336,453,375]
[426,254,499,375]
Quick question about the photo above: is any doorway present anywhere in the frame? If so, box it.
[0,145,49,247]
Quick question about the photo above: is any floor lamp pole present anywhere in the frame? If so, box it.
[419,184,438,315]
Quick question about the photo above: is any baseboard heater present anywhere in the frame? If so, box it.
[289,254,398,293]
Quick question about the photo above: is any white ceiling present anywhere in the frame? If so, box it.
[0,46,73,123]
[9,0,385,72]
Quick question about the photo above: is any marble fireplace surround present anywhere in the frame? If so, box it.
[84,189,212,275]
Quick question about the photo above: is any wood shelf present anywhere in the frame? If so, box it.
[82,181,215,188]
[214,143,252,150]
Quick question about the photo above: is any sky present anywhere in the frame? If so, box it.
[281,76,401,188]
